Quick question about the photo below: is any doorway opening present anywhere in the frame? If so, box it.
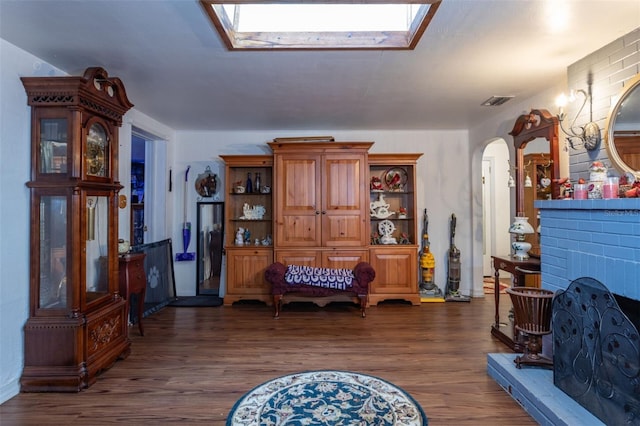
[481,139,511,277]
[129,127,168,249]
[131,134,145,246]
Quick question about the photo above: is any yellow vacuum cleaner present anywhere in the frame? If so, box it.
[419,209,444,302]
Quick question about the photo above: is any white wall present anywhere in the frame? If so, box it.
[0,40,66,404]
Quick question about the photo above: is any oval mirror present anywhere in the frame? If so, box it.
[605,73,640,180]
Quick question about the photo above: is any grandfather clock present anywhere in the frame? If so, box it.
[21,67,134,392]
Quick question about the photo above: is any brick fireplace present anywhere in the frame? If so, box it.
[488,199,640,425]
[537,199,640,299]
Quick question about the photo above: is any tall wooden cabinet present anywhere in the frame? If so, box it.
[21,67,134,392]
[220,142,422,307]
[220,155,274,305]
[368,154,422,305]
[268,141,372,269]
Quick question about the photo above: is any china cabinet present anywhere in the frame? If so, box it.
[268,141,372,269]
[21,67,133,392]
[368,154,422,305]
[220,155,273,305]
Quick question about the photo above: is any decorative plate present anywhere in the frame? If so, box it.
[195,166,219,197]
[384,167,408,191]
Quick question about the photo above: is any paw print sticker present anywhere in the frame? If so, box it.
[148,266,159,289]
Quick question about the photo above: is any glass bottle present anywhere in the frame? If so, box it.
[254,172,261,193]
[245,172,252,193]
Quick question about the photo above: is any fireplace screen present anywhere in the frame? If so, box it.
[553,277,640,424]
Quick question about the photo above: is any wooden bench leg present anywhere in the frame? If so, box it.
[359,295,367,318]
[273,295,283,318]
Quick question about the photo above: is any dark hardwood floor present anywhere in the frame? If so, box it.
[0,296,534,425]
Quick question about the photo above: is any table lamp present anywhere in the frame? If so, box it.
[509,216,535,260]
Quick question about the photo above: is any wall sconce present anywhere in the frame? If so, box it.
[555,86,601,151]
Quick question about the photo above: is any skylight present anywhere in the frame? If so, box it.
[200,1,442,50]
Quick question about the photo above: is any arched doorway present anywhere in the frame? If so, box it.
[481,139,511,277]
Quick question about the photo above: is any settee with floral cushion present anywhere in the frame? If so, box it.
[264,262,375,318]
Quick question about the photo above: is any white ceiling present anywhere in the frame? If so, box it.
[1,0,639,131]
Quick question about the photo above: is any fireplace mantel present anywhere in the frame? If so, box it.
[535,198,640,303]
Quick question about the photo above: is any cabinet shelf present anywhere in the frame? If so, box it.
[230,192,271,196]
[230,218,272,222]
[370,217,413,221]
[370,191,414,195]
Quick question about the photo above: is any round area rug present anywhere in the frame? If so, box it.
[227,370,427,425]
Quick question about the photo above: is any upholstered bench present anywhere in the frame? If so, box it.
[264,262,375,318]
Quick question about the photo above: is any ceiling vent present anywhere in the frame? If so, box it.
[481,96,514,107]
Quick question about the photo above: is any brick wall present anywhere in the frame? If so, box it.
[537,199,640,299]
[566,28,640,180]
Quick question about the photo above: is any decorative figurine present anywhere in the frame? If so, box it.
[554,177,573,199]
[370,232,380,245]
[378,219,397,244]
[370,176,384,191]
[399,232,410,244]
[235,227,245,245]
[239,203,266,220]
[370,193,394,219]
[398,206,408,219]
[243,228,251,243]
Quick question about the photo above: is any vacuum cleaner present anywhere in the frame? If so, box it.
[176,165,196,261]
[446,213,470,302]
[419,209,444,302]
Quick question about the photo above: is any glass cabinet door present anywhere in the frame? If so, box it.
[38,194,68,309]
[39,118,68,174]
[85,194,111,303]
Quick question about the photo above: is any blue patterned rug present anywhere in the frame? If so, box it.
[226,370,427,425]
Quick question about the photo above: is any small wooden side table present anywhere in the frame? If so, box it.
[119,252,147,336]
[490,255,541,351]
